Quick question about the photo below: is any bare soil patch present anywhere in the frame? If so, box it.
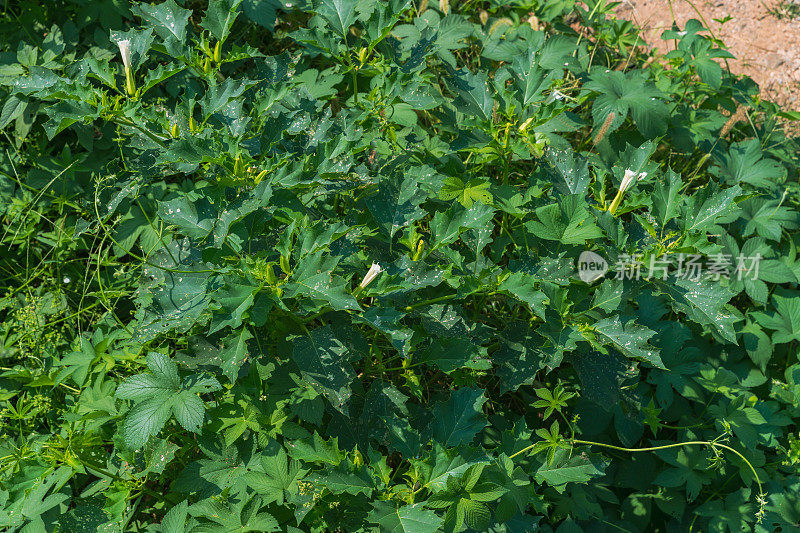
[615,0,800,111]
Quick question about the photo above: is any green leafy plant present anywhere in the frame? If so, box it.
[1,0,800,531]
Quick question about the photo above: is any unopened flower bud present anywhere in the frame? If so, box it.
[213,41,222,63]
[279,255,291,275]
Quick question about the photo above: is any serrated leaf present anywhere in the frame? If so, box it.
[534,449,605,491]
[369,502,443,533]
[428,387,488,447]
[316,0,358,37]
[201,0,244,42]
[292,326,356,412]
[594,315,664,368]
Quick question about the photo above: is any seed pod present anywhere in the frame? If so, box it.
[170,122,180,138]
[189,114,196,132]
[439,0,449,15]
[479,9,488,25]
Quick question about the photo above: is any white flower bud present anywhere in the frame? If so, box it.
[359,263,382,289]
[117,39,132,71]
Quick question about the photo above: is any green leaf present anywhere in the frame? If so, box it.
[316,0,358,37]
[660,278,738,343]
[652,169,683,228]
[133,0,192,55]
[420,338,491,373]
[683,185,741,232]
[583,69,669,138]
[368,502,444,533]
[365,174,428,239]
[115,353,219,448]
[711,140,784,188]
[242,0,281,30]
[447,68,494,121]
[219,327,253,382]
[287,433,344,465]
[210,283,257,334]
[0,95,26,129]
[437,177,492,208]
[430,203,496,250]
[591,279,623,313]
[740,197,799,242]
[161,500,189,533]
[140,64,185,95]
[245,441,307,505]
[499,272,548,319]
[292,326,356,412]
[285,251,360,311]
[525,195,602,245]
[109,28,155,70]
[593,315,665,368]
[310,466,373,496]
[201,0,244,42]
[534,448,605,491]
[158,196,216,239]
[509,45,558,106]
[122,395,176,450]
[753,293,800,344]
[428,387,488,447]
[172,390,206,433]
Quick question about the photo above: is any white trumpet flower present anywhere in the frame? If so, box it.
[116,39,137,96]
[359,263,382,289]
[619,169,647,194]
[117,39,132,71]
[609,169,647,215]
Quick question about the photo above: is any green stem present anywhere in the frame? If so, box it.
[404,293,460,311]
[510,438,764,498]
[81,459,165,502]
[352,67,358,104]
[111,116,168,148]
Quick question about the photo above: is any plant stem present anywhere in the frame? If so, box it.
[509,438,764,498]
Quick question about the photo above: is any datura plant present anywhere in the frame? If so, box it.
[1,0,800,531]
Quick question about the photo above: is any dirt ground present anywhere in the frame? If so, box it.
[614,0,800,111]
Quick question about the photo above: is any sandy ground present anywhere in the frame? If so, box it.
[614,0,800,111]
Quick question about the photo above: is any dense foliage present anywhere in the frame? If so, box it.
[1,0,800,531]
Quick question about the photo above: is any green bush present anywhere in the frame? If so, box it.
[1,0,800,531]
